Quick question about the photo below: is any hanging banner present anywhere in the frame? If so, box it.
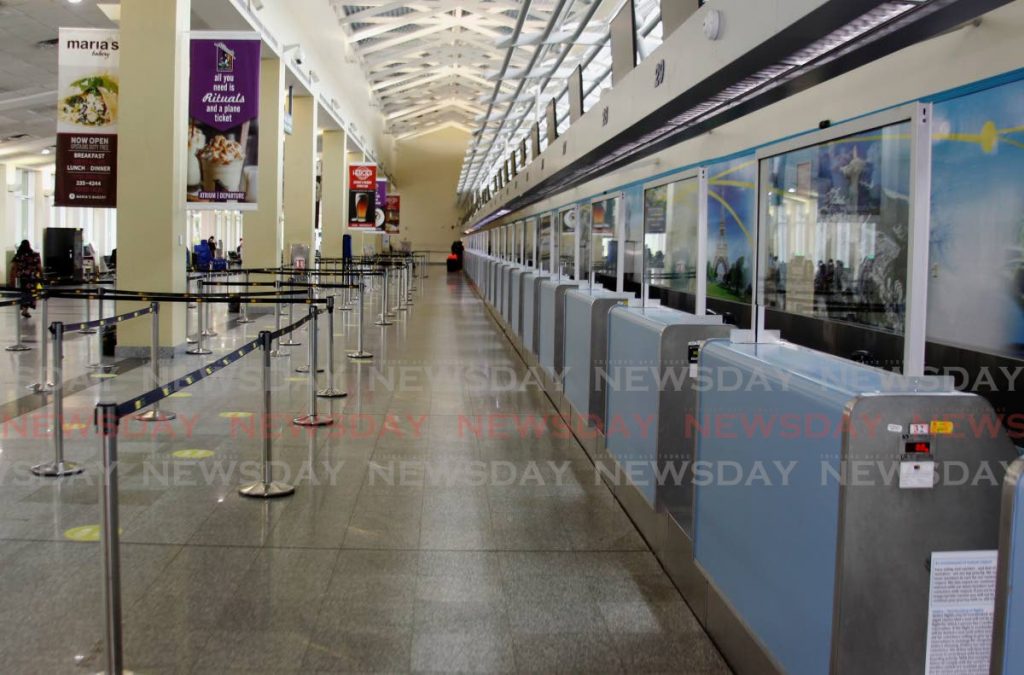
[55,28,120,208]
[187,32,261,209]
[375,179,388,231]
[385,194,401,234]
[349,162,378,229]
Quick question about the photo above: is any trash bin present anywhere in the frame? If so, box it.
[102,325,117,357]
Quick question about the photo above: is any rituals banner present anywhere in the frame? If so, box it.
[187,32,261,209]
[55,28,120,208]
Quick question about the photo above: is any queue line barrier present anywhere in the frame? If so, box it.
[92,305,333,673]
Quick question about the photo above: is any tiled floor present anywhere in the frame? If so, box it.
[0,270,730,673]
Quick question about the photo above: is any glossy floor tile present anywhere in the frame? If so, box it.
[0,270,730,673]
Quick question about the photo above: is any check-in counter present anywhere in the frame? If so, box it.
[509,266,528,338]
[601,306,728,553]
[993,458,1024,675]
[537,277,579,393]
[521,271,549,364]
[692,337,1017,675]
[561,288,632,457]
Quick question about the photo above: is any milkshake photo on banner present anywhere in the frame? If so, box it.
[186,32,261,208]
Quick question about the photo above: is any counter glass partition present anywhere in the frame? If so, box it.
[578,204,593,286]
[760,120,911,334]
[538,214,553,273]
[591,195,620,288]
[558,207,577,279]
[644,176,700,294]
[527,218,537,267]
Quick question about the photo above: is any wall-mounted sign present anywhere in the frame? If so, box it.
[348,162,377,229]
[55,27,120,208]
[187,32,261,209]
[385,194,400,234]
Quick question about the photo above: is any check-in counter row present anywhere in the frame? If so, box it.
[463,249,1024,675]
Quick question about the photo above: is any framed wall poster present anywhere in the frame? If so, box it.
[187,32,261,209]
[385,194,400,234]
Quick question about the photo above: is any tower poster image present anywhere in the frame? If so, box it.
[349,163,378,229]
[928,77,1024,358]
[385,195,400,234]
[187,32,261,209]
[706,156,756,302]
[55,28,120,208]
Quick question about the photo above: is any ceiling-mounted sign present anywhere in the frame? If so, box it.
[54,27,120,208]
[375,178,388,230]
[187,32,261,209]
[385,194,400,235]
[348,162,377,229]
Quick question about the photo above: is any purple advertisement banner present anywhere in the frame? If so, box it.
[187,33,260,209]
[375,179,388,230]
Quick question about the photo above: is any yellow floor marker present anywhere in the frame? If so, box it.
[90,373,117,379]
[172,449,215,460]
[219,411,253,419]
[64,525,122,542]
[169,392,193,399]
[286,376,306,382]
[63,423,88,431]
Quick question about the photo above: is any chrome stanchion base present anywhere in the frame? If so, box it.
[88,362,116,372]
[347,350,373,360]
[339,305,353,312]
[78,327,97,335]
[239,480,295,498]
[27,382,54,393]
[292,414,334,427]
[294,365,325,374]
[134,410,177,422]
[185,346,212,356]
[31,460,84,477]
[279,338,302,347]
[201,329,218,337]
[375,319,393,326]
[5,343,30,352]
[186,334,199,344]
[317,387,348,398]
[236,316,255,324]
[269,348,289,358]
[396,306,408,312]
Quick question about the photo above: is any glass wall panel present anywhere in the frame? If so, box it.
[527,218,537,267]
[578,204,592,284]
[644,176,700,293]
[591,195,620,284]
[623,185,645,290]
[707,157,756,302]
[538,214,552,273]
[761,121,911,333]
[558,207,576,279]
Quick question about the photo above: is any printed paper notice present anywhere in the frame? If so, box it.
[924,550,998,675]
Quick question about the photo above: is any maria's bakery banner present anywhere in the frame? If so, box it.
[385,194,400,234]
[349,163,378,229]
[55,28,120,207]
[187,32,260,208]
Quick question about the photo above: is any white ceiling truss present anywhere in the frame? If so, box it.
[328,0,661,154]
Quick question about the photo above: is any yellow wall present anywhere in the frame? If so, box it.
[392,126,469,254]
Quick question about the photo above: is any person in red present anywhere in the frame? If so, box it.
[8,240,42,318]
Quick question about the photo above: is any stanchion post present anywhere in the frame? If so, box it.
[28,295,54,392]
[80,292,97,334]
[32,322,84,477]
[237,271,254,324]
[318,295,346,398]
[293,306,333,427]
[202,272,217,337]
[240,331,295,498]
[185,275,198,344]
[186,298,211,356]
[376,267,393,326]
[89,289,110,370]
[96,402,125,674]
[136,304,175,422]
[280,286,301,347]
[348,277,373,360]
[6,292,30,351]
[270,281,287,357]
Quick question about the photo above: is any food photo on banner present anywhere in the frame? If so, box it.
[385,194,400,234]
[348,163,377,229]
[55,27,120,208]
[187,33,260,208]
